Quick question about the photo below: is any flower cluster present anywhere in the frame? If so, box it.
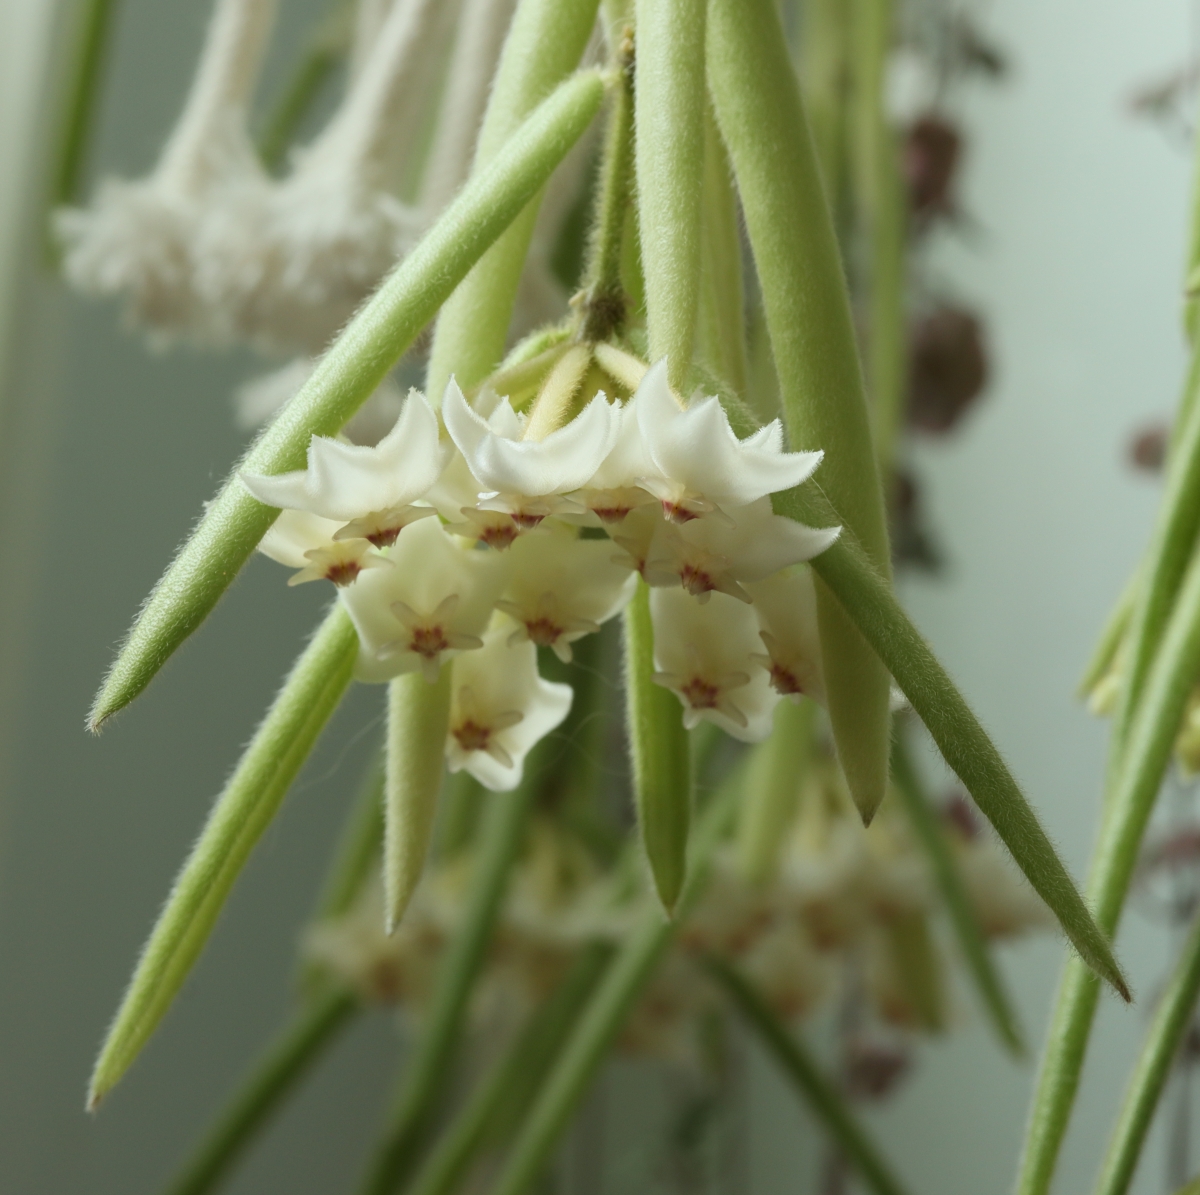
[241,360,838,789]
[305,768,1048,1068]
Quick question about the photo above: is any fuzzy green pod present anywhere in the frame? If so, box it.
[384,670,452,932]
[707,0,893,823]
[88,604,358,1108]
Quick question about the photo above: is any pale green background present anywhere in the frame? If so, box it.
[0,0,1192,1192]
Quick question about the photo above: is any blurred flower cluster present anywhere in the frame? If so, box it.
[307,753,1048,1071]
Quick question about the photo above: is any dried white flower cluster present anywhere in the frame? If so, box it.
[241,361,838,790]
[55,0,553,356]
[305,770,1048,1067]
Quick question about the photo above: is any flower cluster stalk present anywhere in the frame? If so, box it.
[425,0,603,401]
[256,0,351,171]
[87,67,606,731]
[708,0,894,824]
[49,0,120,209]
[576,34,635,343]
[634,0,705,387]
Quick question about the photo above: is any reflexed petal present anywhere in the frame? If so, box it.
[632,359,826,509]
[240,388,444,520]
[443,377,619,496]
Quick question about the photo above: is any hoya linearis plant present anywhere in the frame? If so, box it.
[48,0,1135,1190]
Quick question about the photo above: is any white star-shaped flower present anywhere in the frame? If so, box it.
[633,360,826,521]
[442,378,620,519]
[445,627,573,791]
[239,388,445,524]
[339,516,508,683]
[649,588,780,741]
[494,524,637,662]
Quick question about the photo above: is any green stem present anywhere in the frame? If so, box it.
[425,0,603,401]
[890,734,1024,1055]
[50,0,120,210]
[577,37,635,343]
[87,68,607,731]
[708,0,892,824]
[773,483,1128,1000]
[633,0,706,386]
[1018,535,1200,1194]
[1093,905,1200,1195]
[89,605,359,1108]
[405,943,613,1195]
[162,988,358,1195]
[1110,346,1200,763]
[357,772,536,1194]
[708,957,912,1195]
[623,580,692,913]
[486,776,742,1195]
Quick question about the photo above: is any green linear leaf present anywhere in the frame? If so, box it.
[384,670,452,932]
[635,0,706,387]
[1018,537,1200,1194]
[88,604,358,1108]
[774,482,1129,1001]
[88,67,607,731]
[708,0,892,824]
[623,580,691,912]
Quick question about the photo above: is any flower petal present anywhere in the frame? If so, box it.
[240,389,444,520]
